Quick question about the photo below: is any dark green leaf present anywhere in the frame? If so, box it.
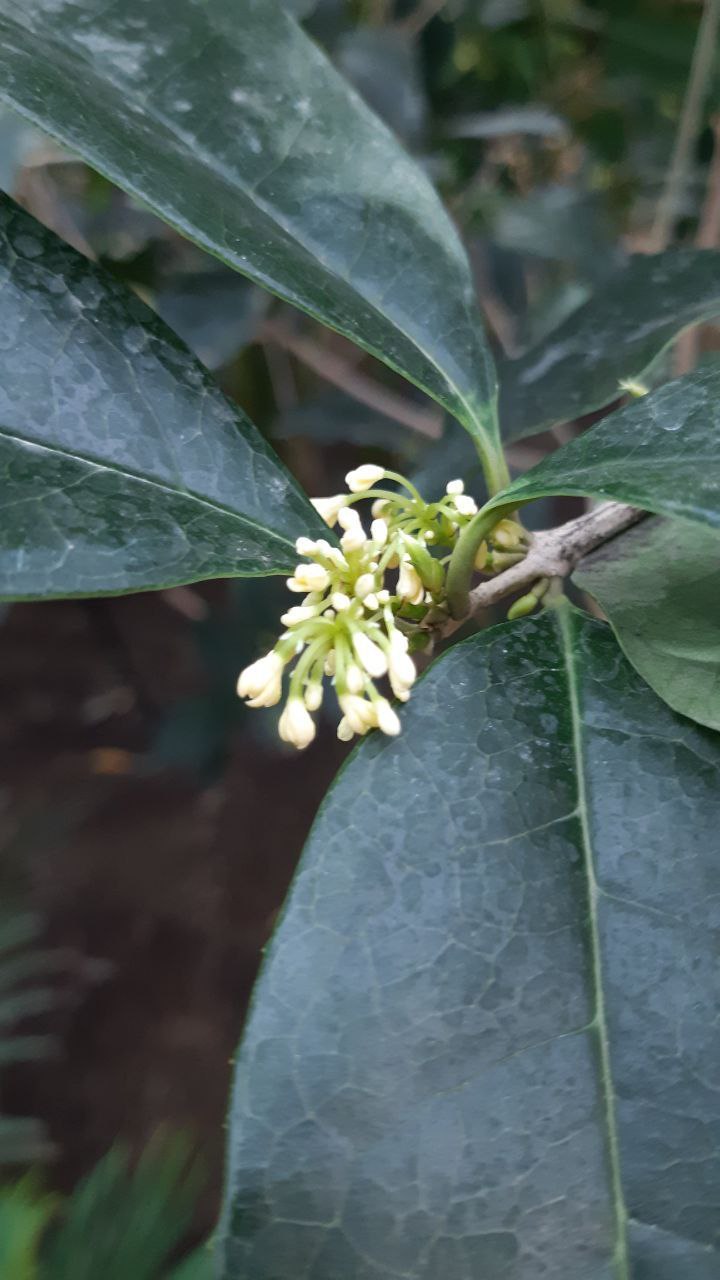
[489,363,720,526]
[0,196,322,600]
[0,0,500,457]
[576,518,720,732]
[335,27,427,145]
[218,607,720,1278]
[499,251,720,440]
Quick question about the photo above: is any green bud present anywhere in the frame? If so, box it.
[507,592,539,621]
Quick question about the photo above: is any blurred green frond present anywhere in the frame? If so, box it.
[39,1135,206,1280]
[0,1176,57,1280]
[0,912,54,1168]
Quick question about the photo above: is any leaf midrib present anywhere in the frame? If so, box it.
[0,421,295,555]
[556,602,630,1279]
[0,13,492,444]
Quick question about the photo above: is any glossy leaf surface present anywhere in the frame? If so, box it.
[488,364,720,526]
[218,608,720,1278]
[576,518,720,732]
[0,196,321,599]
[499,251,720,440]
[0,0,499,453]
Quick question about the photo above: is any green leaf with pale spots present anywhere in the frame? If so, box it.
[0,195,323,599]
[485,363,720,527]
[499,251,720,440]
[0,0,500,464]
[218,607,720,1278]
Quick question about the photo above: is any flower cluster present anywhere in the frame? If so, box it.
[236,464,485,748]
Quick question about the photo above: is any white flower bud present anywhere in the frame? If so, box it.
[295,536,318,556]
[323,546,347,569]
[337,716,355,742]
[345,464,385,493]
[311,495,346,527]
[345,664,365,694]
[337,506,362,532]
[339,694,377,734]
[354,573,376,600]
[390,628,409,653]
[370,518,388,546]
[342,530,365,553]
[375,698,401,737]
[324,651,336,677]
[389,649,417,699]
[290,563,330,593]
[338,507,366,552]
[236,651,284,707]
[304,683,323,712]
[278,698,316,749]
[376,589,391,604]
[371,498,388,519]
[280,605,316,627]
[363,593,379,611]
[453,494,478,517]
[331,592,352,612]
[397,559,424,605]
[446,479,464,495]
[352,631,388,679]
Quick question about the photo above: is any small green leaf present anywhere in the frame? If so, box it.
[0,196,323,599]
[218,608,720,1278]
[0,0,501,466]
[499,251,720,440]
[576,518,720,732]
[487,363,720,527]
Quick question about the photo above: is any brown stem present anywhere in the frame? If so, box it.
[260,322,443,439]
[440,501,645,637]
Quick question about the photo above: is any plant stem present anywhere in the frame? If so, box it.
[443,502,645,632]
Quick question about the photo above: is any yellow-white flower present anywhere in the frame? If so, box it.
[354,573,376,600]
[278,698,316,749]
[287,563,330,593]
[397,558,424,605]
[388,629,416,700]
[311,495,346,526]
[370,517,388,546]
[375,698,401,736]
[452,493,478,517]
[337,506,366,552]
[280,605,317,627]
[352,631,388,679]
[236,651,284,708]
[345,663,366,694]
[345,464,385,492]
[339,694,377,734]
[304,683,323,712]
[237,459,493,746]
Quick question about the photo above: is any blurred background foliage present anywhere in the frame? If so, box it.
[1,0,718,1271]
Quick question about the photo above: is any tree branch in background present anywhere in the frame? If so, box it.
[649,0,720,252]
[260,321,443,438]
[674,115,720,374]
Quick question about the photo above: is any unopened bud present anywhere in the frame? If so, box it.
[346,464,385,492]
